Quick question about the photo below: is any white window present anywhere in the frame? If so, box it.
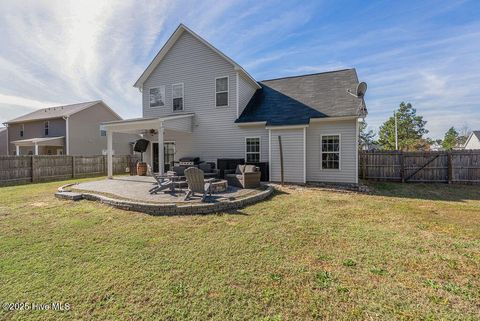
[20,124,24,137]
[44,121,49,136]
[172,83,184,111]
[245,137,260,163]
[321,135,340,169]
[149,86,165,107]
[215,76,229,107]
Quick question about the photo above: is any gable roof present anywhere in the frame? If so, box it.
[236,69,367,126]
[133,24,260,90]
[4,100,121,124]
[464,131,480,147]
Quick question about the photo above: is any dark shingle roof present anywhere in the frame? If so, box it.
[5,100,102,124]
[236,69,366,126]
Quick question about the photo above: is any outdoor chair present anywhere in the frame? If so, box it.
[183,167,213,202]
[147,165,173,194]
[225,164,261,188]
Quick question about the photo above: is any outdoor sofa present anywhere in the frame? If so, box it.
[225,164,261,188]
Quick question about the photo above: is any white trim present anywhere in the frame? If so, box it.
[303,127,306,183]
[355,119,359,184]
[320,133,341,171]
[149,85,166,108]
[215,76,229,107]
[245,136,261,163]
[266,124,309,130]
[172,82,184,112]
[5,126,9,155]
[268,129,271,181]
[133,24,260,90]
[236,72,239,117]
[64,117,69,155]
[236,121,267,127]
[310,116,359,123]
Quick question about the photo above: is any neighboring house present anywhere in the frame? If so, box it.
[0,127,7,155]
[103,24,367,184]
[3,101,135,156]
[463,131,480,150]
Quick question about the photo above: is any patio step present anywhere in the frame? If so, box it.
[55,191,83,201]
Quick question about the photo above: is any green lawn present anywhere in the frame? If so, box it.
[0,178,479,320]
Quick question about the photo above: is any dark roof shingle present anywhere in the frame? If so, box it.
[236,69,366,126]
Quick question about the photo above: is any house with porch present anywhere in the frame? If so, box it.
[0,127,7,155]
[4,101,135,156]
[102,24,367,184]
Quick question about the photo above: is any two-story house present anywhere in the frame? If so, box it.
[102,24,367,184]
[4,100,135,156]
[0,127,7,155]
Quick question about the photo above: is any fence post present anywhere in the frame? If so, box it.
[362,152,367,180]
[31,156,36,183]
[72,156,76,178]
[447,152,453,184]
[399,152,405,183]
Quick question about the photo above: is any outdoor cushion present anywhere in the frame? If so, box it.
[235,165,246,174]
[244,165,257,173]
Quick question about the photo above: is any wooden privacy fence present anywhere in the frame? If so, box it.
[359,150,480,184]
[0,155,139,186]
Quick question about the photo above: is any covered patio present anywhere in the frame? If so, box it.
[101,113,195,178]
[11,136,65,155]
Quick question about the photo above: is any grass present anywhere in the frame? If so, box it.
[0,178,479,320]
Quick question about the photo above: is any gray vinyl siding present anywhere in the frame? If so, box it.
[7,118,66,155]
[238,73,257,116]
[0,129,7,155]
[270,128,305,183]
[68,103,136,156]
[141,31,268,164]
[464,135,480,149]
[306,120,358,184]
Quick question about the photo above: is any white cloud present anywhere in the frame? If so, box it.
[0,93,64,110]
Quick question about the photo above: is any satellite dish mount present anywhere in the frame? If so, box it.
[347,82,367,98]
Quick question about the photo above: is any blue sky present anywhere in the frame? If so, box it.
[0,0,479,138]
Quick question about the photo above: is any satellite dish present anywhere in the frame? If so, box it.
[347,81,367,98]
[356,82,367,97]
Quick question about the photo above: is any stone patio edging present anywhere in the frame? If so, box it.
[55,184,274,216]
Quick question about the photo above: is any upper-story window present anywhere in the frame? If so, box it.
[20,124,24,137]
[44,121,49,136]
[172,83,184,111]
[321,135,340,170]
[150,86,165,108]
[245,137,260,163]
[215,76,228,107]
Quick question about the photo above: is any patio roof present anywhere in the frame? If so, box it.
[103,113,195,177]
[101,113,195,134]
[11,136,65,147]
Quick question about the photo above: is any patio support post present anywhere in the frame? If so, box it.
[158,124,164,175]
[107,130,113,178]
[34,143,39,155]
[16,145,20,156]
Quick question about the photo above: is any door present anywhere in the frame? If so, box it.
[152,142,175,173]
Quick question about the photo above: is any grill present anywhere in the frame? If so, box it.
[179,157,200,167]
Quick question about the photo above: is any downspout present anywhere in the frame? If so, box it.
[63,116,69,155]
